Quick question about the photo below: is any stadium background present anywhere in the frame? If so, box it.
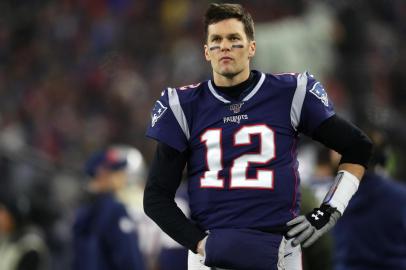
[0,0,405,269]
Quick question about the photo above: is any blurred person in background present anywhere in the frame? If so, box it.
[112,145,189,270]
[333,130,406,270]
[72,147,145,270]
[0,192,49,270]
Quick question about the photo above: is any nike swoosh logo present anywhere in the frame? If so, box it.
[284,252,293,258]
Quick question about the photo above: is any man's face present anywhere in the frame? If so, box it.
[87,169,127,193]
[205,18,255,78]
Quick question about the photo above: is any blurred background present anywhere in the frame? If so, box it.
[0,0,405,269]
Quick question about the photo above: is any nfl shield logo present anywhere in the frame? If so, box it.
[229,102,244,113]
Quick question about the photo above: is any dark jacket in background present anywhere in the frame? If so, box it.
[333,172,406,270]
[73,193,145,270]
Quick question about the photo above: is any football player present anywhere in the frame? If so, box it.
[144,3,372,270]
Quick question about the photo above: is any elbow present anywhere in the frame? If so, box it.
[143,183,172,219]
[341,133,374,169]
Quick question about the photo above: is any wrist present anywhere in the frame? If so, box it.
[196,236,207,256]
[323,170,360,214]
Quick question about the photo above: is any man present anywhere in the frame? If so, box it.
[333,131,406,270]
[72,147,145,270]
[144,3,372,270]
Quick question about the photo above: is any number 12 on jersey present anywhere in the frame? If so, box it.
[200,124,275,189]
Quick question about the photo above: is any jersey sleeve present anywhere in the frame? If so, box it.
[291,72,335,136]
[146,88,189,152]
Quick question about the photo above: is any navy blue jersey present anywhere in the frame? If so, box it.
[147,71,334,231]
[333,173,406,270]
[73,193,145,270]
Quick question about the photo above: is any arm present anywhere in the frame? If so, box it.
[313,114,372,181]
[287,115,373,247]
[313,115,372,214]
[143,142,207,253]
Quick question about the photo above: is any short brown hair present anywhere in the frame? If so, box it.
[204,3,255,42]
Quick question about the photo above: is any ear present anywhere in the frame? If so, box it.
[248,40,256,59]
[204,44,211,61]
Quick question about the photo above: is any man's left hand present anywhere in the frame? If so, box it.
[286,204,341,248]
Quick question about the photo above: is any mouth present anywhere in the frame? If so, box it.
[220,56,233,62]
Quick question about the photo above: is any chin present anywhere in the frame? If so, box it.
[218,67,236,77]
[221,69,243,79]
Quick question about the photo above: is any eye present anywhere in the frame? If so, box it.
[230,36,240,41]
[212,37,221,42]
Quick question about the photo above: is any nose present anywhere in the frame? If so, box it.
[220,39,231,51]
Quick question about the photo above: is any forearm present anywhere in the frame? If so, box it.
[338,163,365,180]
[143,143,206,252]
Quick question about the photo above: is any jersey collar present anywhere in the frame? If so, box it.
[207,72,266,104]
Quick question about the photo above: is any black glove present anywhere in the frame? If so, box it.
[286,204,341,248]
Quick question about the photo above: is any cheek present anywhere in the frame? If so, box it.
[237,49,251,61]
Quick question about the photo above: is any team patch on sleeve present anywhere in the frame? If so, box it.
[151,100,167,127]
[309,82,329,107]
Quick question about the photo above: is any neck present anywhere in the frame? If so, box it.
[213,68,251,87]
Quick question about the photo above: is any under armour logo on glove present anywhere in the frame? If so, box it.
[311,210,324,221]
[307,207,332,229]
[286,204,341,248]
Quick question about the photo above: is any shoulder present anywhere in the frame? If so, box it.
[262,71,303,91]
[266,72,298,83]
[164,81,208,105]
[90,194,128,222]
[104,196,128,217]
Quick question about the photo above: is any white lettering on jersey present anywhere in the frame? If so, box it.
[223,114,249,124]
[200,124,275,189]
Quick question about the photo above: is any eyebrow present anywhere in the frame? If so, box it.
[209,33,242,40]
[228,33,242,38]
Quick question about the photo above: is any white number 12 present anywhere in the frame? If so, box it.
[200,124,275,189]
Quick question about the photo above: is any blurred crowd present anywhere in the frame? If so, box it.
[0,0,405,270]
